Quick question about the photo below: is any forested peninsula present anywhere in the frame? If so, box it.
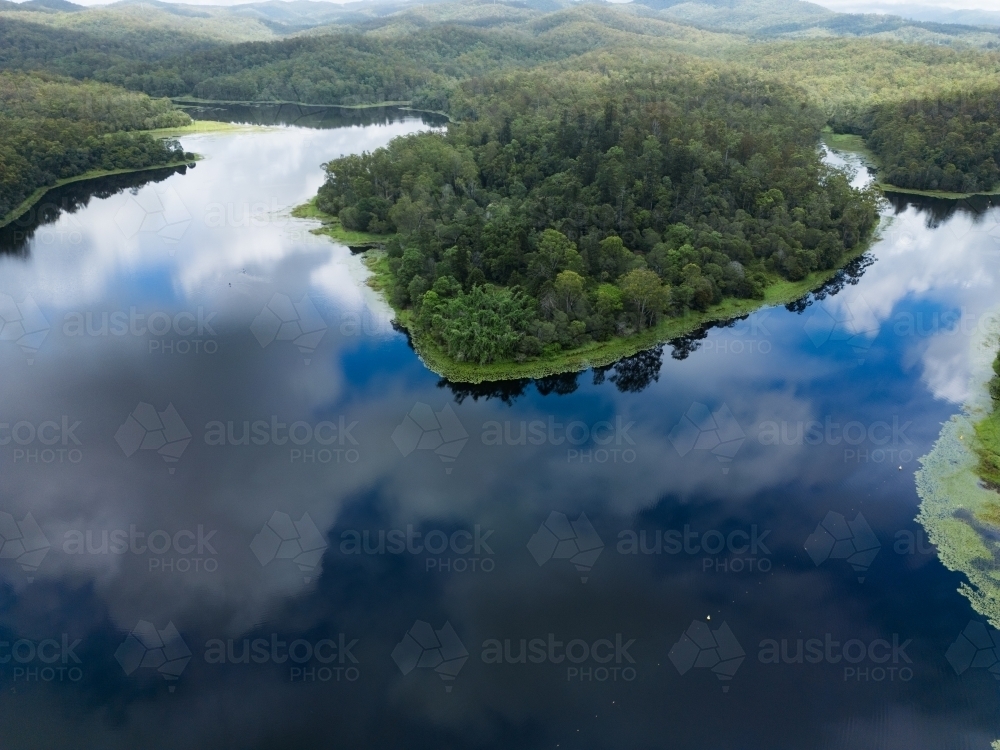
[308,64,881,379]
[0,72,193,227]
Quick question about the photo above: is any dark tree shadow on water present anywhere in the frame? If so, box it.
[785,252,876,314]
[592,345,664,392]
[0,165,188,257]
[437,346,666,404]
[183,103,448,130]
[885,192,1000,229]
[535,371,579,396]
[437,378,530,406]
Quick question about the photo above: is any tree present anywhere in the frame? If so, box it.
[553,270,585,314]
[438,286,534,364]
[618,269,668,330]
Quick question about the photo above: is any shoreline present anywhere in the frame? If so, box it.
[295,200,885,383]
[172,97,455,122]
[0,159,195,231]
[822,128,1000,201]
[915,307,1000,627]
[144,120,270,138]
[0,119,253,231]
[172,96,413,109]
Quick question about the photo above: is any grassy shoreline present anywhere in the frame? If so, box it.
[295,199,884,383]
[291,198,386,247]
[0,119,253,231]
[821,127,1000,200]
[144,119,267,138]
[0,158,196,230]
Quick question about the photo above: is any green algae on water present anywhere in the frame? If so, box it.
[916,309,1000,627]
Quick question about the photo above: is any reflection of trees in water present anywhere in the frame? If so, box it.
[0,166,187,256]
[785,252,875,314]
[593,345,663,392]
[435,244,881,403]
[439,347,664,404]
[439,378,529,406]
[535,372,579,395]
[886,192,1000,230]
[182,103,448,130]
[666,314,754,361]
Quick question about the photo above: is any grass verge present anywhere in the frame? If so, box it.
[144,120,264,138]
[292,198,386,247]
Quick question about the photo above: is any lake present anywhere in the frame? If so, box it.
[0,105,997,749]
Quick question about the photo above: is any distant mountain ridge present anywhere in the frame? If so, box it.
[633,0,1000,43]
[1,0,998,50]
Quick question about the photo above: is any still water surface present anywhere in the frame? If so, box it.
[0,106,997,749]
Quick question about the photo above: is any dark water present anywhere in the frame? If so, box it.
[0,107,998,749]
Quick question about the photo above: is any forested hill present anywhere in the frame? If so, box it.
[315,61,880,371]
[636,0,1000,47]
[0,73,190,224]
[2,1,1000,195]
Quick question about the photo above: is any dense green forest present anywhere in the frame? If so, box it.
[839,90,1000,193]
[7,0,1000,195]
[317,63,880,365]
[0,72,191,222]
